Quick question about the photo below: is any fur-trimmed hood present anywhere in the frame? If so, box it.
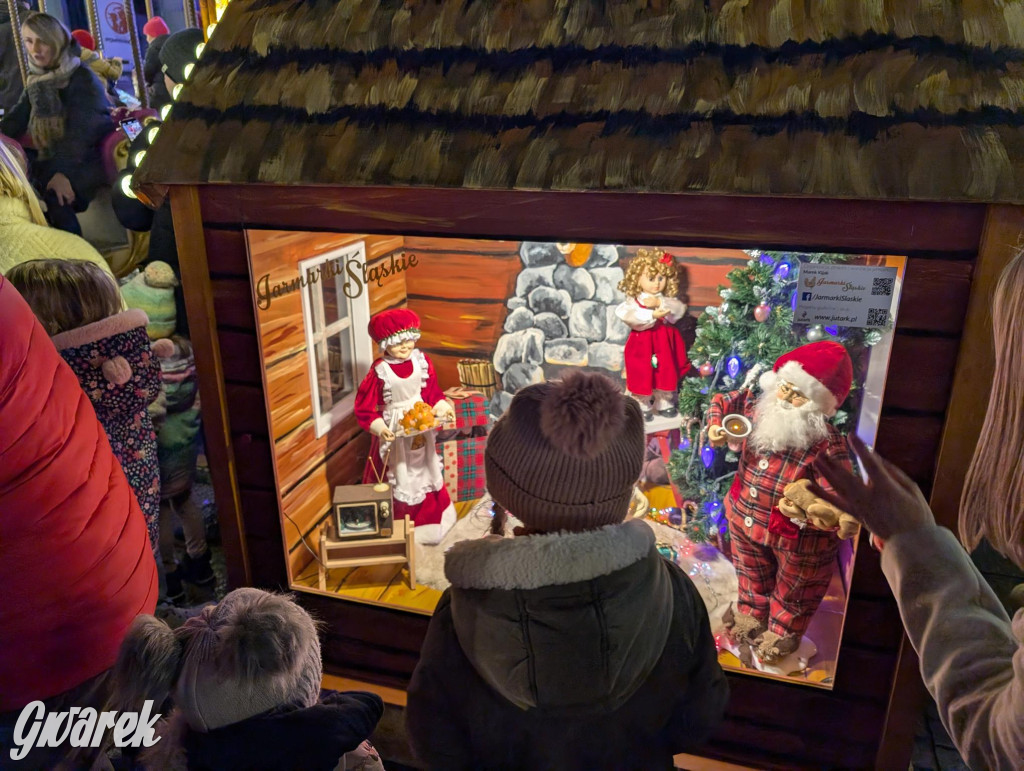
[444,519,674,713]
[51,309,147,350]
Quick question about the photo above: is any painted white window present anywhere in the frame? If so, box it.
[299,242,373,438]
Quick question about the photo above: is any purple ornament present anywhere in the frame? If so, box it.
[701,445,715,468]
[726,355,741,378]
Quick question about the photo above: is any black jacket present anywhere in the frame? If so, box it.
[406,520,729,771]
[143,35,171,108]
[0,4,26,113]
[0,56,113,196]
[143,690,384,770]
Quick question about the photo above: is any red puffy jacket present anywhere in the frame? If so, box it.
[0,277,158,710]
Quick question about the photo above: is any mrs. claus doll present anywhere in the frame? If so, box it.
[355,309,457,544]
[615,248,688,421]
[706,341,858,670]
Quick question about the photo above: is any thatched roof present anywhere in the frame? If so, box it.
[137,0,1024,203]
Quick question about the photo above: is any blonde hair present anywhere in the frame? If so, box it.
[21,12,71,62]
[618,247,680,298]
[6,259,122,336]
[959,250,1024,567]
[0,141,47,226]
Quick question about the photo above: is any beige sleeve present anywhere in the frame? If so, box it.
[881,525,1024,771]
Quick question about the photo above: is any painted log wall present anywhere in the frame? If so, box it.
[404,237,522,389]
[192,186,985,770]
[245,231,410,581]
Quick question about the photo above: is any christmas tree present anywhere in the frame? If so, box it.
[667,251,887,545]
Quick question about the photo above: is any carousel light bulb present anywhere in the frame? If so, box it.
[183,62,194,81]
[172,83,183,100]
[195,42,205,58]
[147,125,160,144]
[160,103,172,121]
[133,150,147,167]
[120,174,137,199]
[215,4,225,20]
[207,22,217,37]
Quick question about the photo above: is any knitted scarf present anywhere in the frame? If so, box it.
[25,48,80,158]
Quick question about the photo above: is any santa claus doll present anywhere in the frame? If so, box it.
[706,341,858,670]
[354,309,457,545]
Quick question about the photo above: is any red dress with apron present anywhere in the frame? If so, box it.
[616,296,688,396]
[354,349,456,544]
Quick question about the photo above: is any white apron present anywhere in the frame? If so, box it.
[376,349,445,506]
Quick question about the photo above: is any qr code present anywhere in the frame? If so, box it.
[867,308,888,327]
[871,277,894,296]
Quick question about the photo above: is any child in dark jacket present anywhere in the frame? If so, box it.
[8,258,164,552]
[406,371,729,771]
[113,587,386,771]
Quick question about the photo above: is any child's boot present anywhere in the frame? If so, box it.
[182,548,216,590]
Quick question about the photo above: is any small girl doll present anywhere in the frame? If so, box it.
[7,258,165,552]
[616,248,688,420]
[113,588,386,770]
[354,308,457,545]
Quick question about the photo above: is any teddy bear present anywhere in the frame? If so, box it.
[120,260,179,340]
[779,478,860,540]
[113,588,386,770]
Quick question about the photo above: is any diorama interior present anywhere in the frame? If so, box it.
[248,228,905,686]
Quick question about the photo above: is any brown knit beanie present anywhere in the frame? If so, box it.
[485,370,645,532]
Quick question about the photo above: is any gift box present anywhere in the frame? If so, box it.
[437,388,490,441]
[437,434,487,502]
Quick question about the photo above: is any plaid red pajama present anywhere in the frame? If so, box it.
[711,389,853,638]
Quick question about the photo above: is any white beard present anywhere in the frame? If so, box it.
[749,389,829,454]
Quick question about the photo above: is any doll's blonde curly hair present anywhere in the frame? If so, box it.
[618,248,680,298]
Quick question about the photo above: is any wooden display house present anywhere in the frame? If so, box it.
[135,1,1024,768]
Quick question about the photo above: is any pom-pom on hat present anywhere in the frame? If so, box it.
[368,308,421,351]
[70,29,95,51]
[485,370,645,533]
[142,16,169,38]
[761,341,854,416]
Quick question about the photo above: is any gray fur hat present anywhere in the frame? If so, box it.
[114,588,322,733]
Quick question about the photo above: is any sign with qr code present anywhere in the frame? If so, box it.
[794,263,898,328]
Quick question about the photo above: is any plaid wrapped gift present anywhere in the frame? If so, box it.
[436,434,487,502]
[451,392,488,430]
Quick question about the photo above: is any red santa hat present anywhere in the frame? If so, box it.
[368,308,421,351]
[760,341,853,417]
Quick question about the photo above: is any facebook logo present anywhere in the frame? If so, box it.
[802,292,813,301]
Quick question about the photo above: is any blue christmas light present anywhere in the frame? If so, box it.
[701,445,715,468]
[790,290,798,311]
[760,254,774,265]
[726,355,741,379]
[824,325,838,336]
[773,262,791,281]
[679,437,691,451]
[700,388,708,395]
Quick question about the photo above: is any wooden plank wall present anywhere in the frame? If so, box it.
[404,237,521,389]
[245,231,409,581]
[189,186,985,770]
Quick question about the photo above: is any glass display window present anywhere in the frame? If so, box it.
[247,230,906,688]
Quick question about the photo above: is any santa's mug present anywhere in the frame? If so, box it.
[722,414,752,451]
